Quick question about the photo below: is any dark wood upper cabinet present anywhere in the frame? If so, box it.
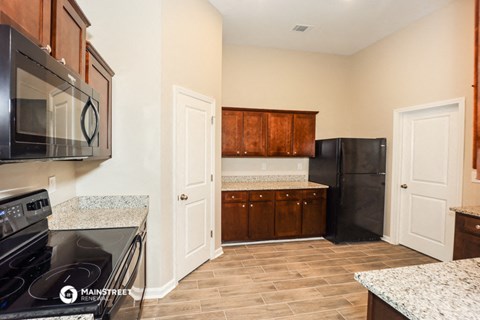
[267,113,293,156]
[222,110,243,156]
[293,113,316,157]
[86,42,115,160]
[222,107,317,158]
[51,0,90,78]
[0,0,51,47]
[243,112,267,156]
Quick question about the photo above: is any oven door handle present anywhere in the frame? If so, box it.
[107,234,143,317]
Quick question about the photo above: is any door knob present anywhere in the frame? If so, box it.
[179,194,189,200]
[400,184,408,189]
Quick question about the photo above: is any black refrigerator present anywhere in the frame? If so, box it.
[309,138,386,243]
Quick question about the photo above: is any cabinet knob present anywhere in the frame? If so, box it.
[313,193,316,196]
[40,44,52,54]
[231,196,235,199]
[250,204,253,207]
[304,201,307,205]
[286,194,289,197]
[242,204,245,208]
[259,194,263,198]
[296,202,300,205]
[58,58,66,65]
[287,152,290,155]
[476,225,480,230]
[244,151,247,154]
[294,152,297,155]
[236,151,240,154]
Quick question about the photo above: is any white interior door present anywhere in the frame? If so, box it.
[175,87,213,280]
[398,101,463,261]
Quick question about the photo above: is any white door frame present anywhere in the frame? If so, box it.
[390,97,465,245]
[172,85,216,283]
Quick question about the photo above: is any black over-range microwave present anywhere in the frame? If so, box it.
[0,25,100,162]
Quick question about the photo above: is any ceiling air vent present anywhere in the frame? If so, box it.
[292,24,312,32]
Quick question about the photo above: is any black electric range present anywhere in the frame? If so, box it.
[0,190,143,320]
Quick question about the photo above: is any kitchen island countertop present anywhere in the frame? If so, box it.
[355,258,480,320]
[222,180,328,191]
[49,195,148,230]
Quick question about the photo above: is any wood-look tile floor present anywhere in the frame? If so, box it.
[138,240,437,320]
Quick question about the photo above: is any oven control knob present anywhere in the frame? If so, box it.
[27,201,42,211]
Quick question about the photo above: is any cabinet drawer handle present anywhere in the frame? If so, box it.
[476,225,480,230]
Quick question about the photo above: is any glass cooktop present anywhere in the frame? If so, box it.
[0,227,136,319]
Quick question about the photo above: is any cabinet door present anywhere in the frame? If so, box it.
[222,110,243,156]
[86,43,114,159]
[302,199,326,236]
[0,0,51,47]
[51,0,90,78]
[222,202,249,242]
[243,112,266,156]
[293,113,316,157]
[249,201,274,240]
[267,113,293,156]
[275,200,302,238]
[453,213,480,259]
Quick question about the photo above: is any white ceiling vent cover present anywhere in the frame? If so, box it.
[292,24,312,32]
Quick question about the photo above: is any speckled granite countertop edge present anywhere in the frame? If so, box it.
[222,181,329,191]
[450,206,480,218]
[355,258,480,320]
[49,195,149,230]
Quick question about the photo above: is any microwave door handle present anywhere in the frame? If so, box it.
[80,98,100,146]
[106,235,143,317]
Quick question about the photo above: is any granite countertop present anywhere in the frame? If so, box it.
[222,181,328,191]
[49,195,149,230]
[355,258,480,320]
[451,206,480,218]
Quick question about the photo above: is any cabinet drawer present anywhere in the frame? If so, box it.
[304,189,325,200]
[250,191,274,202]
[223,191,248,203]
[458,213,480,236]
[275,190,302,201]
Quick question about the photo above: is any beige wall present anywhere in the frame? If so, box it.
[222,45,352,175]
[0,162,76,205]
[76,0,222,295]
[349,0,480,236]
[161,0,223,254]
[75,0,164,290]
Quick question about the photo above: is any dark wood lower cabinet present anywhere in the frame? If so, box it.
[249,201,275,240]
[221,201,248,242]
[453,212,480,259]
[221,189,326,243]
[367,292,407,320]
[275,200,302,237]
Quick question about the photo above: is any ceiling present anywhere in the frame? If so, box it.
[208,0,455,55]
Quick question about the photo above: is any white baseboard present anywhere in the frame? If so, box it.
[221,237,324,247]
[381,235,393,244]
[214,247,224,259]
[143,278,177,300]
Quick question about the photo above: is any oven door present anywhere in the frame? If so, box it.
[10,50,99,160]
[100,229,146,320]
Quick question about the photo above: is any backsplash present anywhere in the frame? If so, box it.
[222,175,307,183]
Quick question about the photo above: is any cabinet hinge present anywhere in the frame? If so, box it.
[211,116,214,125]
[210,230,213,238]
[211,174,213,182]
